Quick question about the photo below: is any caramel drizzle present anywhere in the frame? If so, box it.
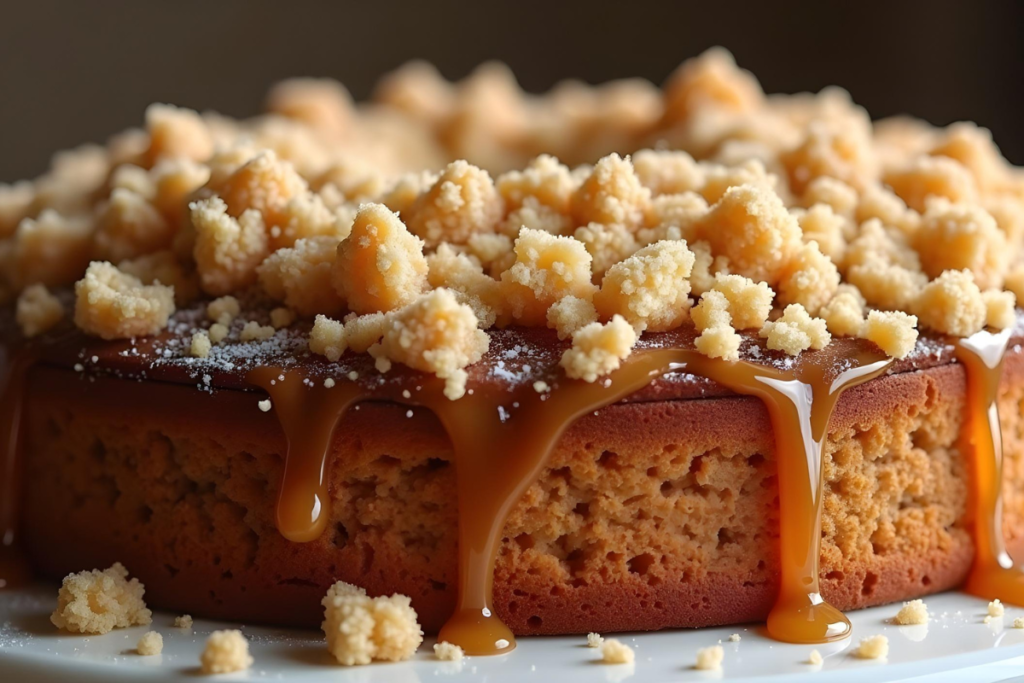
[0,347,36,589]
[954,329,1024,604]
[250,341,890,652]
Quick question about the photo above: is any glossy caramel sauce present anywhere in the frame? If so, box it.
[247,339,889,652]
[954,329,1024,605]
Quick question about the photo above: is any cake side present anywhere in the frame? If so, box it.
[20,347,996,634]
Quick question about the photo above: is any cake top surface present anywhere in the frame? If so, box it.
[4,47,1024,397]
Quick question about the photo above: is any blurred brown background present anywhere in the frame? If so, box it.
[2,0,1022,181]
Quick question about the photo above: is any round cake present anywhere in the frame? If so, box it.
[4,48,1024,658]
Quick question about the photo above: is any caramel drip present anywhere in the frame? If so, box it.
[0,347,35,589]
[954,329,1024,604]
[249,340,889,652]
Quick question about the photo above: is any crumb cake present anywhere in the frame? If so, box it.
[5,48,1024,656]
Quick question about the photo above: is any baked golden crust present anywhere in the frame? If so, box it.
[19,340,1018,634]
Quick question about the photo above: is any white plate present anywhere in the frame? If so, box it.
[3,584,1024,682]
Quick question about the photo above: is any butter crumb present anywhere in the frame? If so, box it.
[983,289,1016,330]
[433,641,465,661]
[1014,617,1024,629]
[759,303,831,355]
[560,315,637,382]
[324,378,336,388]
[74,262,175,340]
[501,227,596,326]
[854,635,889,659]
[206,295,240,325]
[258,236,344,316]
[137,631,163,656]
[695,645,724,670]
[547,295,599,340]
[728,633,741,642]
[209,323,228,344]
[406,160,503,247]
[190,330,211,358]
[820,284,865,337]
[333,203,428,314]
[600,638,635,664]
[587,632,604,648]
[174,614,193,629]
[894,599,929,625]
[50,562,152,634]
[989,599,1005,617]
[692,290,741,361]
[240,320,275,342]
[16,283,64,337]
[258,400,272,412]
[711,273,774,329]
[594,240,695,332]
[862,310,919,360]
[571,153,650,229]
[310,314,347,361]
[533,381,550,393]
[200,629,253,675]
[379,289,489,389]
[808,649,823,665]
[190,196,269,297]
[321,580,423,666]
[914,269,986,336]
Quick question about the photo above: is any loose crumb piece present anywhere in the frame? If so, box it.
[594,240,695,332]
[258,236,344,316]
[533,380,550,393]
[983,289,1016,330]
[547,295,598,340]
[820,284,865,337]
[258,399,272,412]
[728,633,741,642]
[560,315,637,382]
[695,645,724,670]
[759,303,831,355]
[379,289,489,392]
[571,153,650,229]
[405,160,503,247]
[600,638,635,664]
[174,614,193,629]
[853,635,889,660]
[433,641,465,662]
[711,273,774,329]
[50,562,152,634]
[310,314,347,361]
[74,262,175,340]
[692,290,741,361]
[200,629,253,675]
[500,227,596,326]
[894,599,929,625]
[16,283,64,337]
[190,196,269,296]
[209,323,228,344]
[321,580,424,666]
[190,330,211,358]
[324,378,336,388]
[343,312,387,353]
[989,599,1005,617]
[913,269,986,337]
[137,631,163,656]
[1014,617,1024,629]
[587,632,604,648]
[206,295,240,325]
[240,320,275,341]
[862,310,919,360]
[333,203,429,314]
[808,649,823,665]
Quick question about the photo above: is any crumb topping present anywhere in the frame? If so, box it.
[695,645,724,670]
[894,598,929,625]
[854,634,889,660]
[5,48,1024,389]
